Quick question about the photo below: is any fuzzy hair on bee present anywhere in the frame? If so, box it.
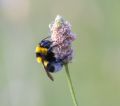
[35,36,63,81]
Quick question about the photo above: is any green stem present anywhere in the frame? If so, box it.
[64,64,78,106]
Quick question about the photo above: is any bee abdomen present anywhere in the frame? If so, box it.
[47,62,63,73]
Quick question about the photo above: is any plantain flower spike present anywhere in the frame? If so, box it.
[49,15,76,64]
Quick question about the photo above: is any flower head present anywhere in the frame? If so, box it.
[49,15,76,64]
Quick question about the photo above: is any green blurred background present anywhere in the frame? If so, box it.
[0,0,120,106]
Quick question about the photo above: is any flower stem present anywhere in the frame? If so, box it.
[64,64,78,106]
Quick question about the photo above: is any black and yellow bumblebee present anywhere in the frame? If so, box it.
[35,36,63,81]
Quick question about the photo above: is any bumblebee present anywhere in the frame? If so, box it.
[35,36,63,81]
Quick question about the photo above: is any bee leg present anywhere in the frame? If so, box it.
[42,60,54,81]
[45,70,54,81]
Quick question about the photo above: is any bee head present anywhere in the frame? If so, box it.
[40,40,52,48]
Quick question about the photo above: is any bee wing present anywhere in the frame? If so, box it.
[42,61,54,81]
[42,36,51,41]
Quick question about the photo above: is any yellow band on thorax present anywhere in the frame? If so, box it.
[35,46,48,55]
